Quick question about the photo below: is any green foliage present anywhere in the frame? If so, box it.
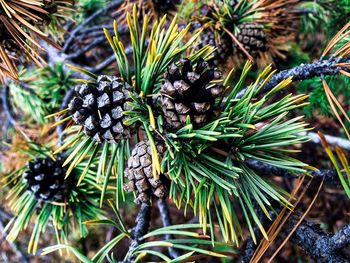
[43,223,235,262]
[298,1,328,34]
[51,6,313,250]
[177,0,198,20]
[299,75,350,118]
[299,0,350,37]
[9,81,47,124]
[104,6,213,94]
[319,133,350,198]
[9,63,75,124]
[75,0,108,23]
[323,0,350,36]
[8,4,335,261]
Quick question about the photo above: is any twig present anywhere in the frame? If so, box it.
[1,119,10,144]
[62,0,123,53]
[285,215,350,262]
[329,224,350,251]
[0,207,29,263]
[2,86,16,127]
[90,55,117,73]
[79,24,115,34]
[124,203,152,263]
[72,45,133,73]
[157,199,181,259]
[236,56,350,98]
[57,88,75,146]
[67,54,116,74]
[64,37,107,60]
[241,206,275,263]
[300,131,350,150]
[242,211,350,263]
[79,24,128,35]
[262,57,345,92]
[245,159,339,185]
[64,25,129,59]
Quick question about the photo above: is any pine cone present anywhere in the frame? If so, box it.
[160,58,224,130]
[197,29,232,66]
[23,156,71,202]
[124,141,169,204]
[233,22,268,58]
[68,75,136,143]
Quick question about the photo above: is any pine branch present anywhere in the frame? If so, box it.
[157,199,181,259]
[124,203,152,263]
[236,56,350,98]
[300,131,350,150]
[62,0,123,53]
[245,159,340,185]
[285,214,350,262]
[57,88,75,145]
[78,24,128,38]
[2,85,16,127]
[263,57,346,92]
[241,206,274,263]
[88,55,118,73]
[242,212,350,262]
[66,45,133,74]
[329,224,350,251]
[64,36,107,60]
[1,119,10,143]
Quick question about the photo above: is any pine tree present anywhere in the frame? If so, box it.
[2,2,350,262]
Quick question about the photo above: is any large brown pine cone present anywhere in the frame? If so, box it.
[160,58,224,130]
[124,140,169,204]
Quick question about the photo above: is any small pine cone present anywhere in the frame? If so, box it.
[23,156,71,202]
[124,141,169,204]
[197,29,232,66]
[233,22,268,58]
[160,58,224,130]
[68,75,136,143]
